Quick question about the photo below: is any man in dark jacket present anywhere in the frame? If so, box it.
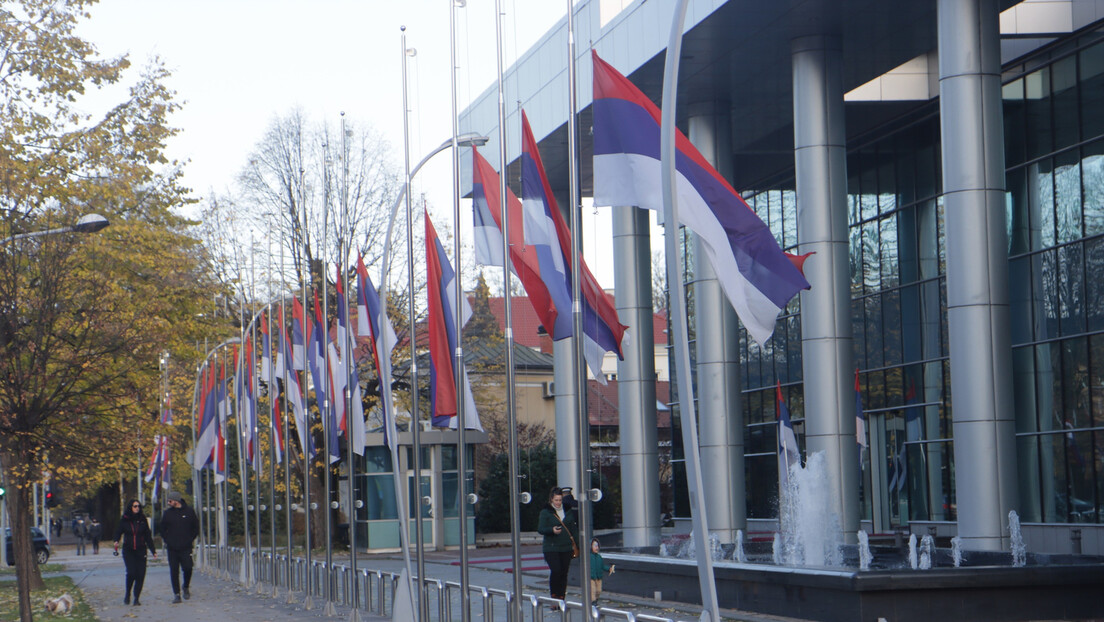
[160,491,199,603]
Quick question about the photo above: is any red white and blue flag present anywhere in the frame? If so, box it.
[237,338,260,473]
[776,382,800,491]
[144,434,170,500]
[425,209,482,431]
[856,369,868,450]
[308,290,340,463]
[591,50,809,346]
[214,358,228,483]
[194,363,219,471]
[278,319,314,459]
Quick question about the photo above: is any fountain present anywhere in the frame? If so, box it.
[1009,510,1026,568]
[591,452,1104,621]
[950,536,963,568]
[857,530,872,571]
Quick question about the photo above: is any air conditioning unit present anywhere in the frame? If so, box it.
[541,381,555,399]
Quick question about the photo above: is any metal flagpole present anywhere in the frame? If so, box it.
[193,344,205,570]
[565,0,594,608]
[235,299,254,587]
[268,256,280,597]
[660,0,720,619]
[399,26,427,620]
[252,239,265,595]
[321,139,337,618]
[340,112,364,622]
[281,250,296,604]
[299,159,316,610]
[449,1,472,619]
[492,1,524,617]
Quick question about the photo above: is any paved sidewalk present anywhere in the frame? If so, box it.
[54,544,386,622]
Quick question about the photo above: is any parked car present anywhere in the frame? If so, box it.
[4,527,51,565]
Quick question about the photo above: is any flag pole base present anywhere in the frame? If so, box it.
[323,600,338,617]
[348,608,363,622]
[304,594,314,610]
[286,590,298,605]
[270,584,280,599]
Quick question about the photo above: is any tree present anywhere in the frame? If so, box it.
[476,444,557,533]
[0,3,210,620]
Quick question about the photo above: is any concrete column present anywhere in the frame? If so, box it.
[688,105,745,543]
[792,34,858,542]
[554,334,581,492]
[937,0,1018,551]
[613,205,661,548]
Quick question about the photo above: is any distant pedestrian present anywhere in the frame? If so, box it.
[160,491,199,603]
[589,538,614,602]
[113,499,156,606]
[537,486,579,604]
[75,517,87,556]
[89,519,102,554]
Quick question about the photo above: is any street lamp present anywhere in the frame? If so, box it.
[1,213,110,245]
[387,132,489,218]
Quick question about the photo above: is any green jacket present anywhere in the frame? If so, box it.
[537,505,578,553]
[589,551,611,579]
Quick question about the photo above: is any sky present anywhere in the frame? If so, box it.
[77,0,640,289]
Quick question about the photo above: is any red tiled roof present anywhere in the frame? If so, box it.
[483,296,668,348]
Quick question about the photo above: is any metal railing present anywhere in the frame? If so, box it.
[201,545,693,621]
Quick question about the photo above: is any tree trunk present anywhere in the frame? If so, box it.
[0,445,45,622]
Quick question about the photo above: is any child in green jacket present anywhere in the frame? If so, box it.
[589,538,614,602]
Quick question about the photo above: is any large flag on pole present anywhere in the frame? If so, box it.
[776,382,800,491]
[591,50,809,346]
[334,269,367,457]
[425,209,482,431]
[214,358,229,483]
[309,290,340,463]
[260,312,273,384]
[279,323,314,459]
[195,364,218,470]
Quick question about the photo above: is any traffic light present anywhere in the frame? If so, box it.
[45,482,57,508]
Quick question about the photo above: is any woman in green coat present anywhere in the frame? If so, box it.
[537,486,579,601]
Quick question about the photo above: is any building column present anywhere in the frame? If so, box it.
[553,189,582,494]
[688,104,745,543]
[937,0,1017,552]
[792,34,858,542]
[613,205,661,548]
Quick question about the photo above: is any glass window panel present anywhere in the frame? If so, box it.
[1052,55,1080,149]
[1006,167,1031,255]
[364,447,393,474]
[1043,433,1069,522]
[918,200,940,279]
[1033,249,1060,341]
[879,161,896,214]
[364,474,398,520]
[880,215,899,287]
[1062,337,1090,429]
[897,206,919,284]
[940,280,949,358]
[1004,78,1028,167]
[747,422,774,454]
[442,446,457,471]
[1092,334,1104,428]
[1025,67,1054,160]
[1054,151,1083,244]
[408,475,432,519]
[769,190,784,243]
[1031,159,1056,250]
[852,297,867,370]
[883,289,902,367]
[866,294,884,370]
[1082,139,1104,236]
[850,224,864,295]
[787,314,803,382]
[1095,431,1104,524]
[1009,256,1033,345]
[783,189,798,249]
[862,221,881,290]
[1037,342,1064,435]
[1016,435,1043,522]
[746,389,764,425]
[941,360,953,435]
[937,198,947,277]
[1081,41,1104,139]
[745,454,777,519]
[1064,432,1095,523]
[900,284,921,363]
[1014,346,1040,433]
[916,143,938,200]
[1058,243,1086,336]
[896,133,917,207]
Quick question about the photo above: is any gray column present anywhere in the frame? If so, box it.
[688,105,745,543]
[554,338,581,492]
[938,0,1017,552]
[792,34,858,542]
[613,205,661,548]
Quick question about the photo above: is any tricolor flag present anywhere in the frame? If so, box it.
[237,339,260,473]
[214,359,229,483]
[309,290,340,463]
[290,299,307,371]
[279,323,314,459]
[194,363,219,470]
[260,312,273,384]
[333,270,367,457]
[144,435,170,500]
[425,209,482,431]
[776,382,800,491]
[591,50,810,346]
[272,395,284,465]
[161,393,173,425]
[355,254,397,373]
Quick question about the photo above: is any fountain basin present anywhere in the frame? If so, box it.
[581,551,1104,622]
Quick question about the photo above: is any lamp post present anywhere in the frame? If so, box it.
[376,126,487,619]
[1,213,110,245]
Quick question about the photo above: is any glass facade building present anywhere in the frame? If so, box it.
[720,26,1104,528]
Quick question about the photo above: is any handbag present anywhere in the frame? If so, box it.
[555,512,579,558]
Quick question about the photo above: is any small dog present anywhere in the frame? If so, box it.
[44,593,75,614]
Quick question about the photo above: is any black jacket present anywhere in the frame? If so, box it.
[113,510,156,555]
[160,502,200,551]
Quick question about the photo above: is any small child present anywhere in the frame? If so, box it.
[589,538,615,602]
